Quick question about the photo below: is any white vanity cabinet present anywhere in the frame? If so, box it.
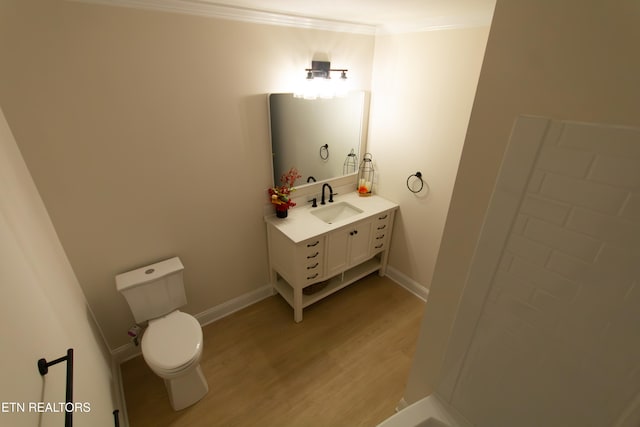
[267,232,325,289]
[265,194,398,322]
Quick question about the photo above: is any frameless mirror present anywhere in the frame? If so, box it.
[268,91,368,188]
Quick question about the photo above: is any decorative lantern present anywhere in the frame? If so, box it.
[357,152,374,196]
[343,148,358,175]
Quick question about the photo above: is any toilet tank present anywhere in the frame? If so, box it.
[116,257,187,323]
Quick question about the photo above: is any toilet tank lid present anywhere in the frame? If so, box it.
[116,257,184,292]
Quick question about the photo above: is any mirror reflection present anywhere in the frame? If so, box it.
[268,91,368,187]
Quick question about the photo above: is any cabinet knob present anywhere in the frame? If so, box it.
[307,252,319,259]
[349,230,358,236]
[377,225,386,230]
[307,262,319,270]
[307,240,320,247]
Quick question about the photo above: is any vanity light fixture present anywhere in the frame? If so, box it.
[295,60,348,99]
[305,60,348,80]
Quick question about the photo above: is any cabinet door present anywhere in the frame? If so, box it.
[348,220,373,266]
[326,227,350,277]
[325,219,373,277]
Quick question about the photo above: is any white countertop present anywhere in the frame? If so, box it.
[265,192,398,243]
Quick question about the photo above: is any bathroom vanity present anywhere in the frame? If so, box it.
[265,192,398,322]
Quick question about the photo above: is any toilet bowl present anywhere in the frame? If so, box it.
[116,257,209,411]
[141,310,208,410]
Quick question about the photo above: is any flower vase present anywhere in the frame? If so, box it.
[276,208,288,218]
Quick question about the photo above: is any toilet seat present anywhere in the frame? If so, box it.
[142,311,203,376]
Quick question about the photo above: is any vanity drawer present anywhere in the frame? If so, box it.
[298,237,324,283]
[371,211,391,253]
[299,237,323,261]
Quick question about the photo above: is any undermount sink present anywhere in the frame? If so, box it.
[311,201,363,224]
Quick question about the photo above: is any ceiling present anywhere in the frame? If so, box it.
[81,0,496,34]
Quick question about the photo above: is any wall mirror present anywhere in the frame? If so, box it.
[268,91,369,189]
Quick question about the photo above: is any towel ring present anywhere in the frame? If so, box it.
[320,144,329,160]
[407,172,424,193]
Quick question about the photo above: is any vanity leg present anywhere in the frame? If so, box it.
[293,287,303,322]
[378,250,389,277]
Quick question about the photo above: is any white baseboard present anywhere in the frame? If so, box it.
[385,266,429,302]
[395,397,410,412]
[112,359,130,427]
[111,284,275,363]
[196,284,274,327]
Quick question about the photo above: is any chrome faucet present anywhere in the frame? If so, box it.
[321,183,334,205]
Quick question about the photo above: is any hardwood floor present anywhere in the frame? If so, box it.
[120,274,425,427]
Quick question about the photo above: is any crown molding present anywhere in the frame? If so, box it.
[69,0,378,35]
[376,11,494,34]
[69,0,493,35]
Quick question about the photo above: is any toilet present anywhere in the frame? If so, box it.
[116,257,209,411]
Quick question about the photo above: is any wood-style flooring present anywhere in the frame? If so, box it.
[120,274,425,427]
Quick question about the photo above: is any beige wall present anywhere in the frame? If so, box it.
[0,0,374,350]
[368,26,490,291]
[1,106,119,426]
[405,0,640,405]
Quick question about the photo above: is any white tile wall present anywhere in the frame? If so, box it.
[540,172,629,215]
[520,194,571,225]
[536,144,595,177]
[523,217,601,261]
[450,119,640,427]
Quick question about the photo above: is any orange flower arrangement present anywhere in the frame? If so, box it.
[268,167,302,212]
